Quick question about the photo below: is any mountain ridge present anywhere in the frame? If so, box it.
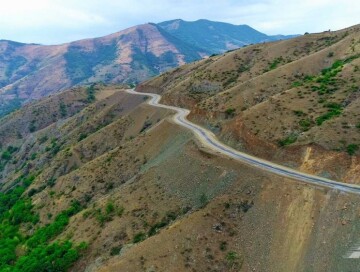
[158,18,298,53]
[0,19,296,117]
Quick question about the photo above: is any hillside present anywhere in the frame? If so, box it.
[138,24,360,184]
[159,19,297,53]
[0,23,205,117]
[0,84,359,272]
[0,20,294,117]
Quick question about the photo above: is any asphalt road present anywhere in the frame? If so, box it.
[125,89,360,194]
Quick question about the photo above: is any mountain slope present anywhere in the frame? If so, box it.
[0,23,206,117]
[158,19,298,53]
[138,24,360,184]
[0,84,360,272]
[0,20,296,117]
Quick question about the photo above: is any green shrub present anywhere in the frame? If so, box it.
[147,211,178,237]
[105,202,115,214]
[59,102,67,117]
[316,103,343,125]
[292,81,302,87]
[110,246,122,256]
[1,150,11,161]
[29,121,36,132]
[299,118,312,131]
[278,134,298,146]
[220,241,227,251]
[225,108,236,118]
[86,84,96,102]
[133,232,146,243]
[14,241,81,272]
[46,178,56,187]
[140,120,152,133]
[293,110,305,117]
[78,133,88,141]
[347,144,359,156]
[226,251,239,263]
[268,57,284,70]
[116,206,125,217]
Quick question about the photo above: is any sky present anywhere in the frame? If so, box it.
[0,0,358,45]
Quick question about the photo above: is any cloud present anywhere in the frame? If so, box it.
[0,0,358,44]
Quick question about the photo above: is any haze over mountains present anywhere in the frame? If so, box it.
[0,19,296,117]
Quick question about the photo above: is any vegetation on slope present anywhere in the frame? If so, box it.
[0,84,173,270]
[0,175,87,272]
[64,42,118,85]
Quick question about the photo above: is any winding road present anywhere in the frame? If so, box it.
[125,89,360,194]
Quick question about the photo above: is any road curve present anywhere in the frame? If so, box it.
[125,89,360,194]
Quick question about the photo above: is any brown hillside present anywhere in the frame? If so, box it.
[138,24,360,184]
[1,84,360,271]
[0,23,206,117]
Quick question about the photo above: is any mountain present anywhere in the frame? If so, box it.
[138,24,360,182]
[159,19,298,53]
[0,20,294,117]
[0,24,360,272]
[0,76,358,271]
[0,23,206,117]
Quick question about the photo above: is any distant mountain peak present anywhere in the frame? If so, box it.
[0,19,297,116]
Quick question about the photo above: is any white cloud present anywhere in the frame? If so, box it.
[0,0,358,44]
